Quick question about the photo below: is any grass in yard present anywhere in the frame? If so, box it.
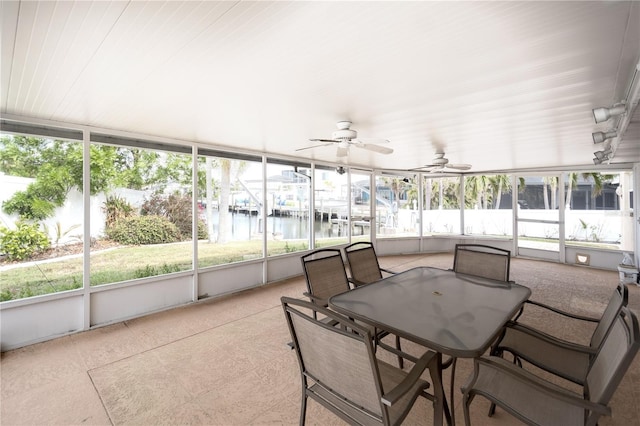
[0,238,345,301]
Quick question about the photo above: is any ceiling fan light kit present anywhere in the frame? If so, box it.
[431,152,449,166]
[332,128,357,140]
[336,120,352,130]
[298,120,393,158]
[411,151,472,172]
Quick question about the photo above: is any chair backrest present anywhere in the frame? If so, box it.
[344,242,384,285]
[452,244,511,282]
[301,249,351,302]
[281,297,387,421]
[585,307,639,411]
[589,283,628,349]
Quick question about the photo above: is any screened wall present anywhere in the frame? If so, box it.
[0,119,636,350]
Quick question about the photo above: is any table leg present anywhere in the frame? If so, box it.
[450,358,457,426]
[429,352,453,426]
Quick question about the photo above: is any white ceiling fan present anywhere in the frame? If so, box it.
[296,120,393,157]
[412,151,472,172]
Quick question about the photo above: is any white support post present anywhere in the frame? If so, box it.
[192,147,198,301]
[82,129,91,330]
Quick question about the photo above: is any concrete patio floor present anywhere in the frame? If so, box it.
[1,253,639,425]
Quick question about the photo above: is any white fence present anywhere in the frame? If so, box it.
[418,208,629,245]
[1,174,631,248]
[0,174,146,245]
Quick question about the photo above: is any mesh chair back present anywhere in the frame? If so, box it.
[453,244,511,282]
[345,242,384,285]
[283,298,384,417]
[589,283,628,349]
[586,307,639,405]
[301,249,351,302]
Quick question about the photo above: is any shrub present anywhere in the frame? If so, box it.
[105,215,180,245]
[44,221,82,246]
[141,192,208,240]
[103,195,135,229]
[0,222,51,261]
[196,219,208,240]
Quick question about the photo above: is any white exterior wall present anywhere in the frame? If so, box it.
[418,209,628,244]
[0,175,147,244]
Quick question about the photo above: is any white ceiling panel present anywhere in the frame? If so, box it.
[1,1,639,173]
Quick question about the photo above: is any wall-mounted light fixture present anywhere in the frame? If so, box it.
[594,148,613,160]
[590,61,639,164]
[575,253,591,266]
[593,148,613,164]
[592,130,617,144]
[592,103,626,123]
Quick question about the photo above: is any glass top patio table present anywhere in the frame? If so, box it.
[329,266,531,358]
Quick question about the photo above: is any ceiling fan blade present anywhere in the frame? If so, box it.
[356,143,394,154]
[336,146,349,157]
[295,143,333,152]
[309,138,339,143]
[409,164,438,171]
[355,137,390,144]
[446,163,472,170]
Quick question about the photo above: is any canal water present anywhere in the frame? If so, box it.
[209,211,335,241]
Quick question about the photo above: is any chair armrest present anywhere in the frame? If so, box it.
[377,340,419,364]
[519,299,600,323]
[302,292,328,307]
[493,322,595,385]
[381,350,436,406]
[465,357,611,417]
[347,277,367,288]
[380,267,397,275]
[501,321,597,355]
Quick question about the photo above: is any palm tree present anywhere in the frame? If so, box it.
[205,157,215,242]
[463,176,479,209]
[542,176,558,209]
[441,178,459,209]
[424,177,433,210]
[201,158,250,244]
[488,174,511,209]
[216,160,231,243]
[405,183,420,210]
[464,175,492,209]
[565,172,614,209]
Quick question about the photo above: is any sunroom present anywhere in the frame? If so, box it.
[1,0,639,356]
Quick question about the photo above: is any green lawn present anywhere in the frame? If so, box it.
[5,234,611,302]
[0,238,348,301]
